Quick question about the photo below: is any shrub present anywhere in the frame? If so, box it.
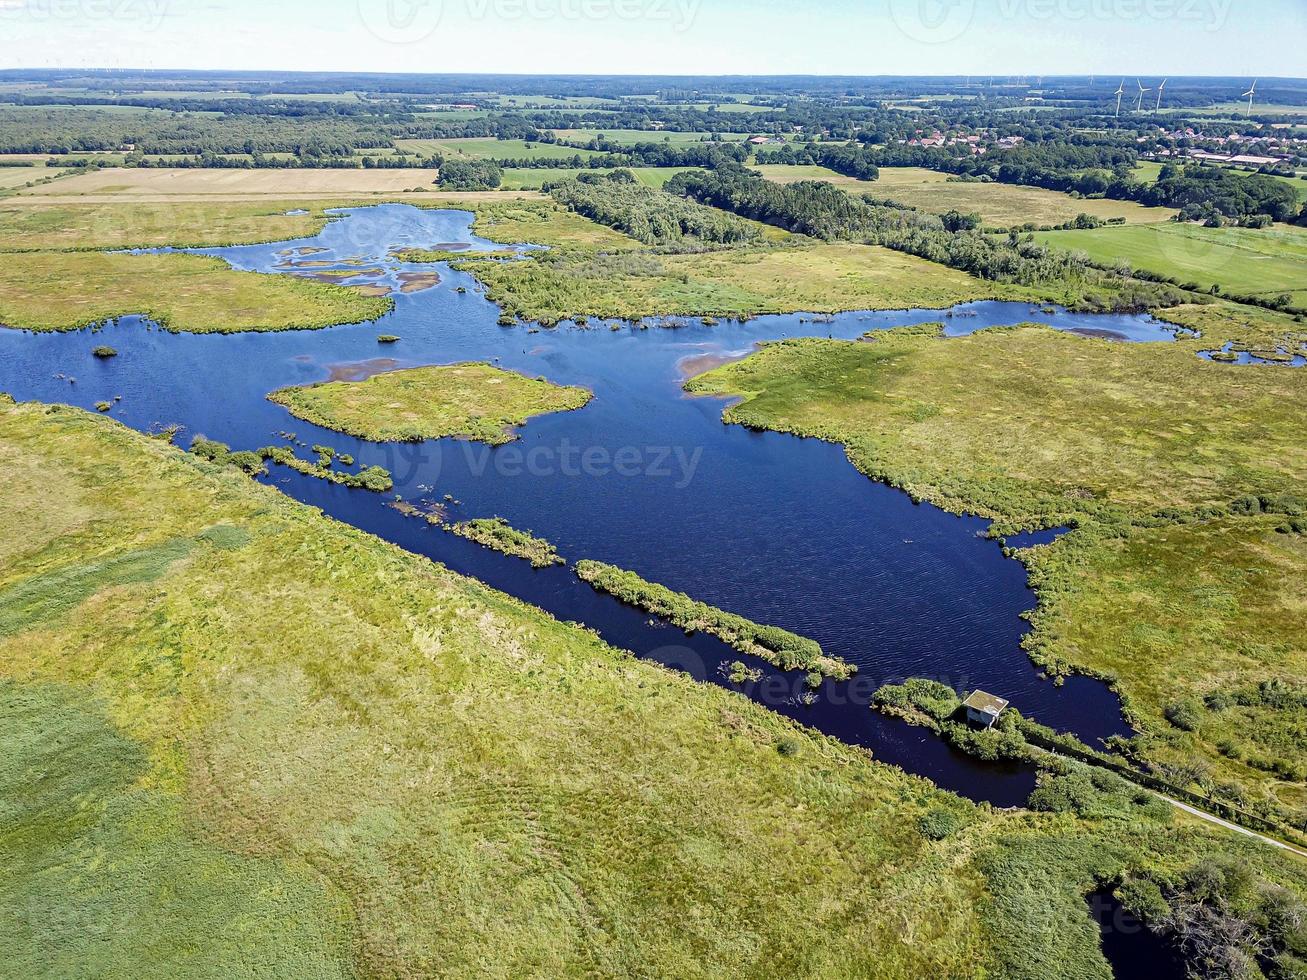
[1117,876,1171,926]
[1164,698,1203,732]
[918,807,964,841]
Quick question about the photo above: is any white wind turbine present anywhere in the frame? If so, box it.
[1154,78,1168,113]
[1135,79,1152,113]
[1114,79,1125,118]
[1242,79,1258,115]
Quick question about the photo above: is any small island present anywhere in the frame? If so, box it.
[267,362,592,444]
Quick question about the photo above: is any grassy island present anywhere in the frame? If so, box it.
[449,517,564,567]
[268,362,592,444]
[0,251,390,333]
[574,559,854,679]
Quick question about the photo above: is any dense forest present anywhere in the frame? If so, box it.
[667,166,1186,309]
[548,170,758,246]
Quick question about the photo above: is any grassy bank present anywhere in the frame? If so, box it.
[267,362,592,444]
[0,250,390,333]
[685,323,1307,829]
[459,241,1028,325]
[686,323,1307,523]
[3,400,1305,977]
[0,199,333,251]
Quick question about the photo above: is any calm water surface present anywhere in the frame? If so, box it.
[2,204,1189,806]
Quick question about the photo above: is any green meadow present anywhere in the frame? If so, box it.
[1036,221,1307,305]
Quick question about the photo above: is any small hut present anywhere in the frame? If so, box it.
[962,690,1010,729]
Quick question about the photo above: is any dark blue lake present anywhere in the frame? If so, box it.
[0,204,1183,806]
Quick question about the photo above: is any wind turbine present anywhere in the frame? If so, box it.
[1242,79,1257,115]
[1135,79,1151,113]
[1154,78,1167,114]
[1114,79,1125,118]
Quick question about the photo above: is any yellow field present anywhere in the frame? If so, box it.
[18,167,445,198]
[0,168,43,190]
[754,165,1178,227]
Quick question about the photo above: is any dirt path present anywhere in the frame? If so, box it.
[1158,792,1307,860]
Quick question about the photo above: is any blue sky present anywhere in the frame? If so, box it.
[0,0,1302,77]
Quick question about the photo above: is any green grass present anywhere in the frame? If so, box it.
[0,682,355,978]
[3,396,1306,977]
[0,399,1059,976]
[755,165,1178,227]
[462,241,1028,325]
[550,129,748,145]
[685,323,1307,824]
[267,362,593,444]
[448,517,565,567]
[498,166,686,190]
[398,137,605,161]
[1024,518,1307,823]
[686,323,1307,522]
[1036,221,1307,304]
[575,559,853,678]
[0,200,332,251]
[0,251,391,333]
[461,198,640,249]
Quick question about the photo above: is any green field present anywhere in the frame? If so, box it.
[0,396,1237,979]
[498,166,686,190]
[461,239,1030,325]
[551,129,749,145]
[685,323,1307,823]
[267,362,593,444]
[1132,161,1307,201]
[398,137,604,161]
[0,250,389,333]
[1036,221,1307,304]
[755,165,1178,227]
[0,199,330,250]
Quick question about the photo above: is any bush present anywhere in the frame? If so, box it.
[92,345,117,358]
[918,807,964,841]
[1165,698,1203,732]
[1118,876,1171,926]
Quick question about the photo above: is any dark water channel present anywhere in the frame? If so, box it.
[2,204,1192,807]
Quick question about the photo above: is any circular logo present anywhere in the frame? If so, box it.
[1153,222,1222,291]
[357,0,444,45]
[647,644,709,683]
[887,0,976,45]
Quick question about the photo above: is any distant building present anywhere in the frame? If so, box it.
[962,691,1010,729]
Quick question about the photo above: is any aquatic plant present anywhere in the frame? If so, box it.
[447,517,564,568]
[575,559,853,679]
